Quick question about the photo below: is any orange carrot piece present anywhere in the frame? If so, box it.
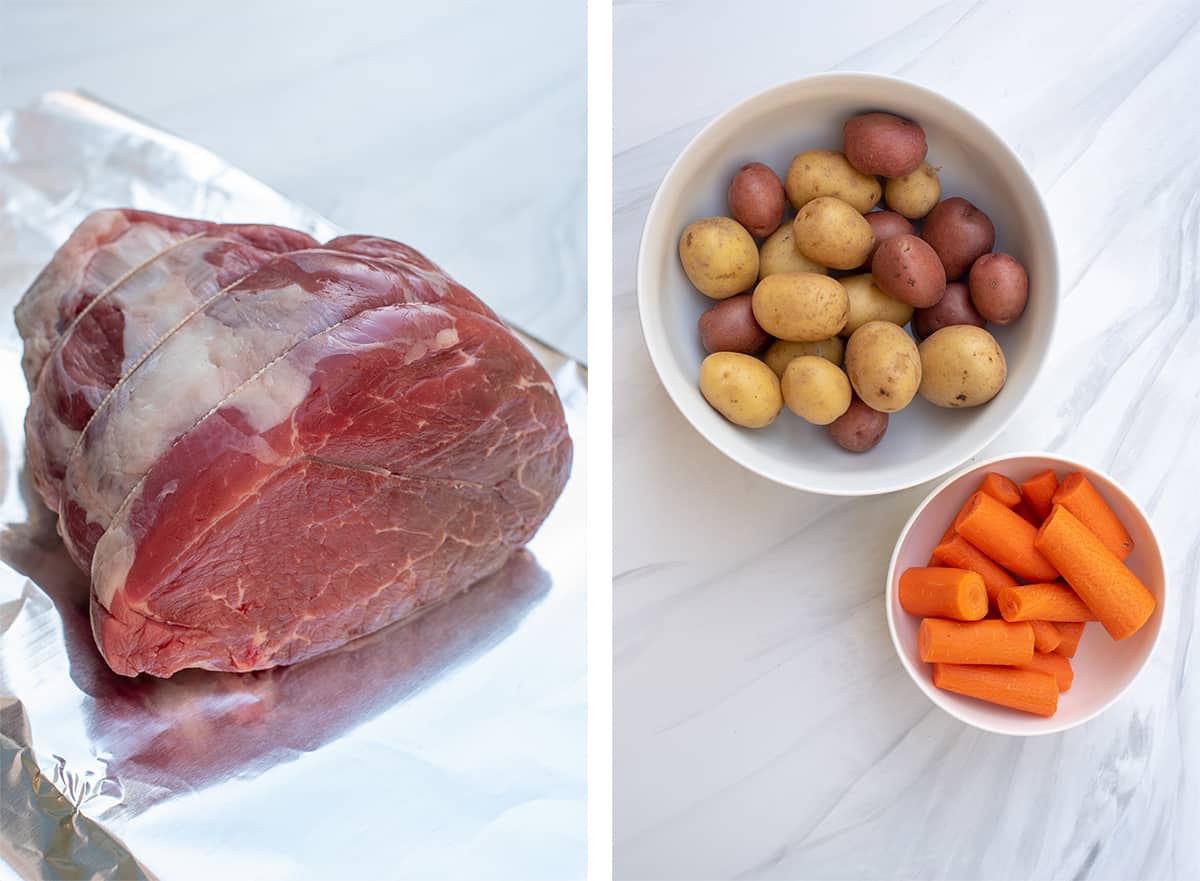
[956,492,1059,582]
[1054,622,1086,658]
[979,472,1021,507]
[1051,472,1134,561]
[900,567,988,621]
[1020,469,1059,521]
[929,535,1019,603]
[938,490,988,543]
[997,583,1098,622]
[1034,505,1155,640]
[918,618,1034,665]
[1013,651,1074,691]
[1029,620,1062,653]
[932,663,1058,717]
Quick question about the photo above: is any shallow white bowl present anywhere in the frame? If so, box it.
[637,73,1059,495]
[886,453,1165,735]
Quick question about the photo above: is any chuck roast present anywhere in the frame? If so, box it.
[15,209,571,677]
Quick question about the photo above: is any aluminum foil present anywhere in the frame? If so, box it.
[0,92,587,881]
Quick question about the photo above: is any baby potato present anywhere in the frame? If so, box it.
[863,210,914,263]
[679,216,760,298]
[784,149,881,214]
[752,272,848,341]
[921,198,995,280]
[699,352,783,428]
[828,396,889,452]
[870,234,946,308]
[698,293,772,354]
[884,162,941,219]
[912,282,985,340]
[728,162,786,238]
[758,224,827,279]
[763,337,844,376]
[968,252,1029,324]
[840,273,914,337]
[843,112,928,178]
[918,325,1007,408]
[792,197,874,270]
[844,320,922,413]
[781,356,852,425]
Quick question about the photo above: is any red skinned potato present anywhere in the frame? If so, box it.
[828,395,889,453]
[921,197,996,280]
[728,163,786,238]
[698,293,772,355]
[969,252,1029,324]
[870,234,946,308]
[912,282,985,340]
[843,112,927,177]
[863,211,914,264]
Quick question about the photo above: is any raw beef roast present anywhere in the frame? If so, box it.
[16,209,572,677]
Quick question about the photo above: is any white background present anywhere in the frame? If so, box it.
[0,0,587,362]
[614,1,1200,879]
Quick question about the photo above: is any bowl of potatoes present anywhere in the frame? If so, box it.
[637,74,1059,495]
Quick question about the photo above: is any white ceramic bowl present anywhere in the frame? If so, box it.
[637,74,1059,495]
[886,452,1165,735]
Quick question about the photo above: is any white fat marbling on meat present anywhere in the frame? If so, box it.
[91,521,133,609]
[16,218,192,385]
[64,282,334,524]
[227,357,313,435]
[115,259,203,374]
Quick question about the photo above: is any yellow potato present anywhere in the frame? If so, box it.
[918,325,1007,407]
[758,224,827,279]
[844,321,921,413]
[751,272,848,342]
[884,162,941,220]
[792,197,874,270]
[785,149,881,213]
[699,352,783,428]
[678,217,759,298]
[762,337,844,377]
[840,273,914,337]
[781,356,852,425]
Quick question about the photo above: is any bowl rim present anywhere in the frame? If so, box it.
[636,71,1063,496]
[884,450,1167,736]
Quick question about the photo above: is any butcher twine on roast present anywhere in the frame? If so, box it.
[16,209,572,678]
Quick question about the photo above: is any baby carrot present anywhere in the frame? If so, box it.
[900,567,988,620]
[956,492,1059,582]
[1029,620,1062,653]
[979,472,1021,507]
[939,490,988,543]
[1020,469,1059,521]
[932,663,1059,717]
[996,583,1098,622]
[929,535,1018,603]
[1034,505,1155,640]
[1013,651,1074,691]
[1054,622,1086,658]
[1051,472,1134,561]
[918,618,1034,665]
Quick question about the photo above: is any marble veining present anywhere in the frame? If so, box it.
[0,0,586,363]
[614,1,1199,878]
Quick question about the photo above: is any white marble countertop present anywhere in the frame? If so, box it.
[614,1,1199,878]
[0,0,586,363]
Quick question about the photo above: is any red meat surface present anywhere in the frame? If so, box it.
[17,209,571,677]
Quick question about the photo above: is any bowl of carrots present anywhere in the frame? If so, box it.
[886,452,1165,735]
